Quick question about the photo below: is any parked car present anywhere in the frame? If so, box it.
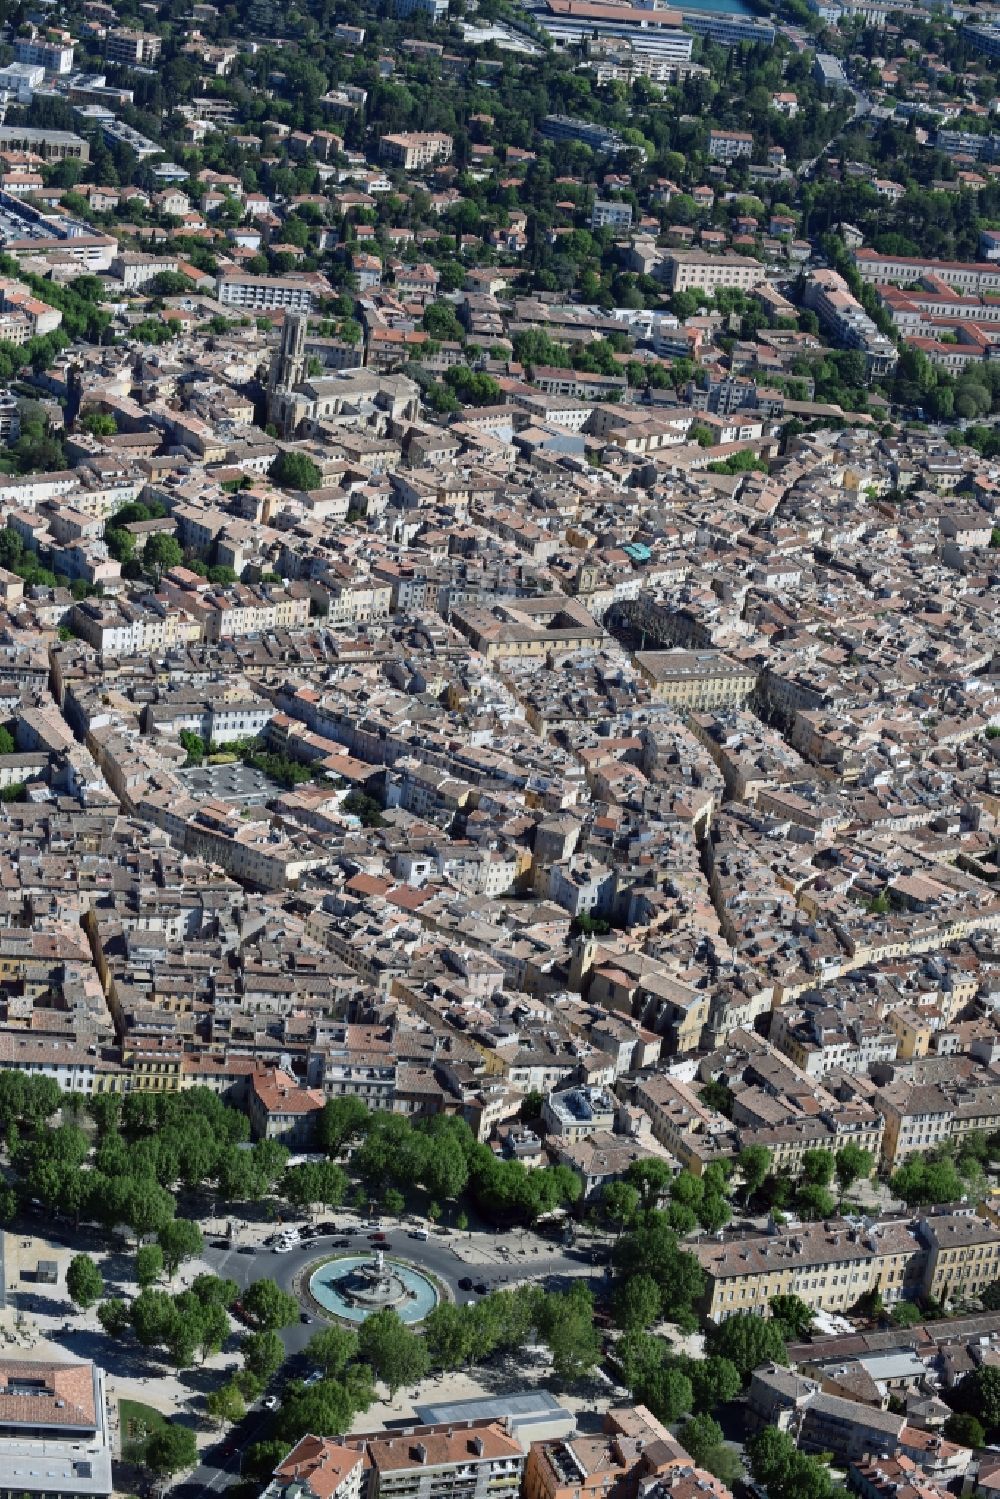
[237,1246,255,1255]
[263,1395,280,1410]
[474,1282,489,1295]
[300,1312,312,1324]
[458,1277,474,1291]
[333,1238,351,1248]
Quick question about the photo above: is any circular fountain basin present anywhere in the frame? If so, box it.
[308,1255,440,1324]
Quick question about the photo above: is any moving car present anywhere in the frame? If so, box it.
[458,1277,474,1291]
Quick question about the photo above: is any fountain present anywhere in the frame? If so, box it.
[307,1250,440,1325]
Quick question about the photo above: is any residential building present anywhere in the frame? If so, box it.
[0,1358,112,1498]
[708,130,753,161]
[661,251,766,294]
[264,1437,365,1499]
[591,199,633,230]
[14,34,75,73]
[105,28,161,64]
[378,132,454,170]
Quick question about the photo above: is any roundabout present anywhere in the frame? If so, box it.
[305,1250,441,1325]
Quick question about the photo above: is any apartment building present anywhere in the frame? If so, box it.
[248,1066,326,1144]
[216,272,331,311]
[803,268,897,376]
[635,649,757,711]
[265,1436,365,1499]
[540,115,626,154]
[14,33,75,73]
[394,0,450,21]
[0,1358,112,1498]
[683,12,775,43]
[111,251,180,290]
[920,1209,1000,1303]
[633,1073,736,1174]
[535,0,694,62]
[542,1084,617,1141]
[105,27,161,63]
[662,250,765,294]
[875,1078,1000,1166]
[68,598,199,656]
[378,132,453,169]
[708,129,753,161]
[0,126,88,161]
[591,199,633,230]
[853,248,1000,294]
[359,1422,525,1499]
[697,1216,926,1322]
[0,61,43,100]
[813,51,850,89]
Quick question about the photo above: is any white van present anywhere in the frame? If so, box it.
[411,1228,430,1240]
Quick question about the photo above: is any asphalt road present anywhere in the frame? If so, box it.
[173,1226,603,1495]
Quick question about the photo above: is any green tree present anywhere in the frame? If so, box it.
[271,450,323,490]
[679,1412,725,1466]
[706,1312,787,1381]
[276,1378,360,1443]
[534,1285,602,1382]
[308,1325,358,1378]
[602,1182,640,1234]
[769,1295,814,1340]
[613,1273,662,1330]
[358,1307,430,1397]
[384,1187,406,1217]
[424,1303,472,1369]
[143,532,183,578]
[242,1328,285,1380]
[891,1156,965,1207]
[205,1379,246,1429]
[835,1143,874,1193]
[952,1365,1000,1432]
[283,1161,348,1215]
[317,1096,370,1155]
[98,1297,130,1337]
[645,1364,693,1423]
[136,1244,163,1288]
[80,411,117,436]
[243,1278,299,1331]
[796,1183,837,1220]
[943,1412,984,1447]
[158,1218,204,1276]
[66,1253,103,1309]
[145,1423,198,1477]
[626,1158,674,1209]
[687,1355,741,1414]
[800,1149,835,1187]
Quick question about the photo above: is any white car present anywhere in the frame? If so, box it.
[262,1395,280,1410]
[272,1241,295,1253]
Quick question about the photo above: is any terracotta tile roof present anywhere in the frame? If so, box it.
[0,1359,97,1428]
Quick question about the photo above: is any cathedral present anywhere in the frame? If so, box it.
[265,312,420,439]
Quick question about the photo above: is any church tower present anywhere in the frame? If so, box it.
[269,310,307,393]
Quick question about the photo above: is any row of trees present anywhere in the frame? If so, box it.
[2,1087,294,1242]
[338,1108,582,1226]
